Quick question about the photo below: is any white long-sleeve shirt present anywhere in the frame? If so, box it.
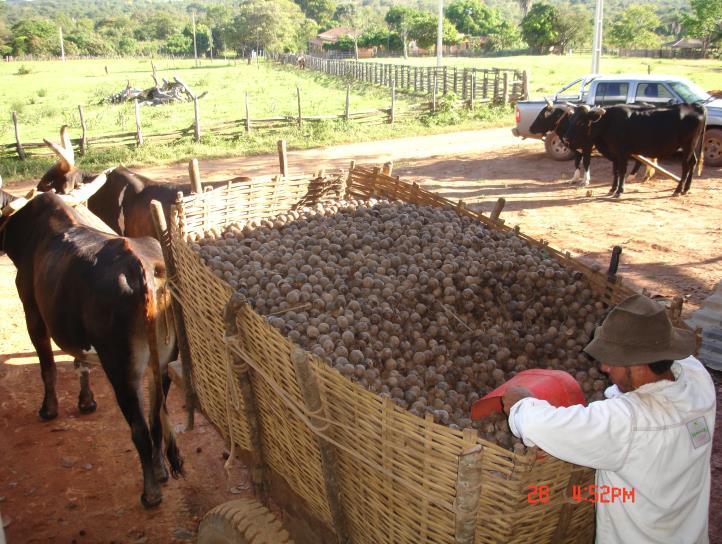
[508,356,716,544]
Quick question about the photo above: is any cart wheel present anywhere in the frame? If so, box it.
[198,498,294,544]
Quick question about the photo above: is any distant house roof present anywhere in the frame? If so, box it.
[665,38,705,49]
[316,27,354,43]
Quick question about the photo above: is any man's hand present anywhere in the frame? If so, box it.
[502,386,534,415]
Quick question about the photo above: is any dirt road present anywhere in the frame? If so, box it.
[1,129,720,543]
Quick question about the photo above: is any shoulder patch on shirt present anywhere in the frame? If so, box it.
[686,416,711,449]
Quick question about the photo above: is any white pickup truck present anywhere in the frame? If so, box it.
[512,74,722,166]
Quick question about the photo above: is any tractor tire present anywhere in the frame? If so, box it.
[197,499,294,544]
[703,128,722,167]
[544,132,575,161]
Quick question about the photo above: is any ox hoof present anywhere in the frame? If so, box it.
[141,491,163,509]
[155,464,170,483]
[39,406,58,421]
[672,191,681,197]
[78,399,97,414]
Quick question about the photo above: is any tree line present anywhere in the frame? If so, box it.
[0,0,719,59]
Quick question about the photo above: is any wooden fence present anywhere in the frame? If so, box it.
[1,90,432,160]
[270,53,529,104]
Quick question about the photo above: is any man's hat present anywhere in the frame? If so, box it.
[584,294,696,366]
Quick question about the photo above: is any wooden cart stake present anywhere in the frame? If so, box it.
[291,347,349,544]
[149,200,197,430]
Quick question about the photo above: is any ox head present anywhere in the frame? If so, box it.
[37,126,84,194]
[529,100,575,137]
[562,105,606,150]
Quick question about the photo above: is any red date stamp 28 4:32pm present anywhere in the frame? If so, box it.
[527,484,636,504]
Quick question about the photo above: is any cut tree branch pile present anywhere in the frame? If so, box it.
[105,73,207,106]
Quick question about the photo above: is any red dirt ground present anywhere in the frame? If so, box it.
[1,133,720,542]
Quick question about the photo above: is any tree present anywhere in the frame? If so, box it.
[518,0,532,19]
[410,12,459,51]
[485,19,522,51]
[521,3,558,53]
[682,0,722,56]
[9,18,59,56]
[164,33,193,55]
[445,0,500,36]
[385,6,421,58]
[607,5,662,49]
[554,5,591,53]
[295,0,336,25]
[335,3,375,60]
[227,0,310,54]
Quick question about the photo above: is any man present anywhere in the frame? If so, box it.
[503,294,715,544]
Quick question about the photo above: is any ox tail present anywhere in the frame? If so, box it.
[141,261,184,478]
[696,114,706,176]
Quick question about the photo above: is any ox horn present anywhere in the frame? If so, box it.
[43,125,75,173]
[545,96,553,108]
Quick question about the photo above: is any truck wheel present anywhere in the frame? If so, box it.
[703,128,722,167]
[198,499,294,544]
[544,132,575,161]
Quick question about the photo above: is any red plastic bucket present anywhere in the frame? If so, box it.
[470,369,587,419]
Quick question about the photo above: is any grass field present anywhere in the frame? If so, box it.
[370,54,722,97]
[0,57,512,182]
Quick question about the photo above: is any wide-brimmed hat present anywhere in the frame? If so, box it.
[584,294,696,366]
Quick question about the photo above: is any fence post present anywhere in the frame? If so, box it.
[77,105,88,155]
[345,84,350,122]
[443,66,448,94]
[277,139,288,176]
[432,74,437,113]
[12,111,26,161]
[522,70,529,100]
[193,96,201,142]
[470,72,476,109]
[390,80,396,124]
[245,91,251,133]
[296,86,302,128]
[502,72,509,105]
[188,158,203,193]
[134,100,143,146]
[493,72,500,105]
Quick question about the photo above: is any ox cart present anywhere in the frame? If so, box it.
[158,165,645,544]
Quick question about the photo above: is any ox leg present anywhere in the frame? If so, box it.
[103,357,162,508]
[24,307,58,420]
[580,149,591,187]
[149,374,170,484]
[628,160,642,182]
[74,359,97,414]
[614,158,629,198]
[682,151,697,195]
[608,163,619,195]
[568,152,582,184]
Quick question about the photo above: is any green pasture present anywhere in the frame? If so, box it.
[369,55,722,97]
[0,57,510,183]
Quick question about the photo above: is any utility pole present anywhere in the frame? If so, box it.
[436,0,443,67]
[591,0,603,74]
[59,27,65,62]
[209,26,213,61]
[192,11,199,67]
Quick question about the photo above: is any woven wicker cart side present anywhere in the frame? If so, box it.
[169,167,633,544]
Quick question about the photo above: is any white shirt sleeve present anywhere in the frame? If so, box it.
[508,396,635,471]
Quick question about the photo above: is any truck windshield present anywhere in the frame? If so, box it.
[555,78,587,102]
[669,81,710,103]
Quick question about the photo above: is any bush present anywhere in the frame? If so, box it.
[15,65,32,75]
